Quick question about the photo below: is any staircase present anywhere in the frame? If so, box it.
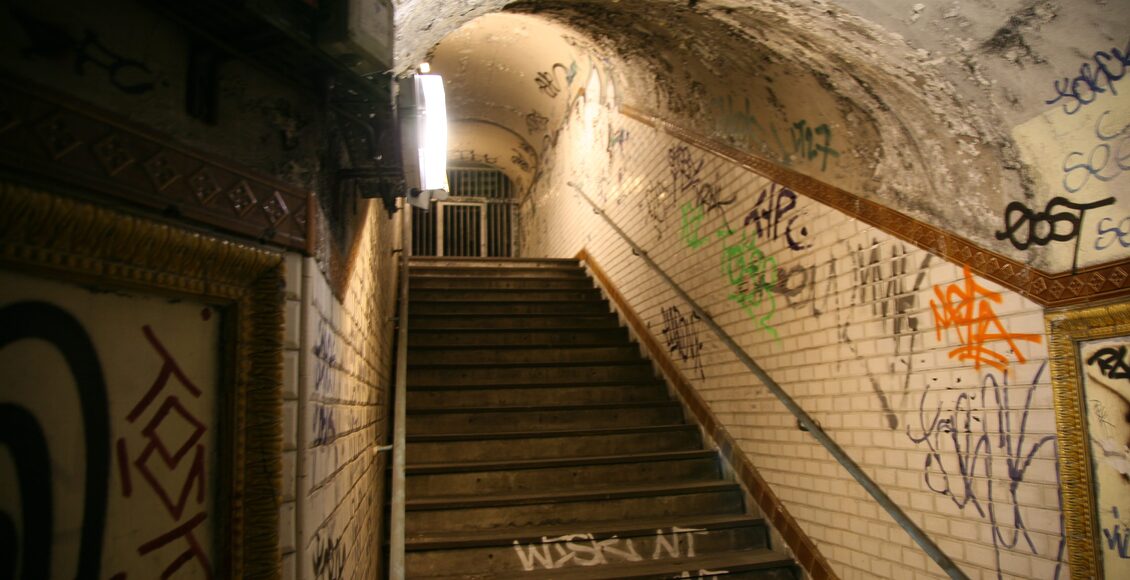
[402,256,799,579]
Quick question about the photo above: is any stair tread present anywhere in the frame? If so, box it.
[416,549,792,579]
[410,274,587,281]
[407,449,716,474]
[405,512,763,549]
[409,380,665,391]
[408,423,695,442]
[409,343,634,351]
[409,360,651,369]
[407,480,740,510]
[408,401,680,415]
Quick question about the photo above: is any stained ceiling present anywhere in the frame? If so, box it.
[391,0,1129,273]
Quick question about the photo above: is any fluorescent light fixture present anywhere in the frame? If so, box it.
[398,74,449,209]
[417,75,448,191]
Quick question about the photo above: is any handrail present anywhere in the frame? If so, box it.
[388,200,411,579]
[571,186,970,580]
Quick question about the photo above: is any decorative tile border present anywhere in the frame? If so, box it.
[621,105,1130,308]
[579,249,837,580]
[0,76,315,254]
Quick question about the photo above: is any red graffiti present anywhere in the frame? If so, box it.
[116,325,212,577]
[930,266,1042,372]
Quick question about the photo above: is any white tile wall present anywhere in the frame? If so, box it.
[519,89,1066,579]
[279,203,399,579]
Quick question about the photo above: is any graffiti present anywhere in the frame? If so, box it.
[789,119,840,171]
[907,362,1065,580]
[453,149,498,165]
[995,197,1115,270]
[668,146,734,214]
[526,109,549,135]
[11,8,158,95]
[680,203,709,250]
[534,71,561,98]
[1062,110,1130,193]
[314,319,337,394]
[720,229,779,340]
[675,570,728,579]
[1088,345,1130,382]
[0,302,112,578]
[931,266,1042,372]
[607,127,629,152]
[1104,507,1130,558]
[678,197,778,340]
[639,183,675,240]
[708,95,840,171]
[511,527,707,571]
[1044,41,1130,115]
[313,531,345,580]
[119,325,212,577]
[312,405,337,447]
[511,149,532,173]
[661,304,706,380]
[1096,216,1130,249]
[534,62,576,99]
[743,182,810,251]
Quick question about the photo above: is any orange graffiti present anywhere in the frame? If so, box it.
[930,266,1042,372]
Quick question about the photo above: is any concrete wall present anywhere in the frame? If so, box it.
[519,64,1066,580]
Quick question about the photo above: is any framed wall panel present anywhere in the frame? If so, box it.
[1047,299,1130,579]
[0,182,284,578]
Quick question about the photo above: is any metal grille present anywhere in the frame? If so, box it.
[411,206,437,256]
[440,203,483,257]
[411,167,515,257]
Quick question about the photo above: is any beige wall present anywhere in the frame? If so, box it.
[280,203,399,580]
[520,70,1066,579]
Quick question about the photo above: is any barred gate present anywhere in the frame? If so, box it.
[412,167,515,257]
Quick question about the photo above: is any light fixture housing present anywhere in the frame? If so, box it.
[398,74,449,210]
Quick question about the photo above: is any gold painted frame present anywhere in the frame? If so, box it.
[0,181,285,578]
[1047,299,1130,580]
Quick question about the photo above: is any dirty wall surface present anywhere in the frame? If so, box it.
[519,59,1065,580]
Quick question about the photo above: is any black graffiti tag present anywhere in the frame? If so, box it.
[995,196,1115,271]
[1087,346,1130,382]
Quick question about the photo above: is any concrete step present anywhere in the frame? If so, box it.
[411,300,609,316]
[408,345,643,366]
[409,257,580,269]
[410,288,601,302]
[405,514,770,576]
[411,275,594,290]
[407,382,670,409]
[410,265,587,279]
[405,481,745,535]
[406,450,721,498]
[410,327,630,347]
[409,313,620,330]
[415,549,798,579]
[406,424,702,464]
[406,402,685,435]
[408,361,657,386]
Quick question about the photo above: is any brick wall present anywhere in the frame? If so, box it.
[281,204,400,580]
[520,89,1065,579]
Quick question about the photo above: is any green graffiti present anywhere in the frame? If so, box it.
[680,203,708,249]
[678,200,780,340]
[719,230,779,340]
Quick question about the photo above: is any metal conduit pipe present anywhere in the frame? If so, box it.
[572,186,970,580]
[389,200,411,579]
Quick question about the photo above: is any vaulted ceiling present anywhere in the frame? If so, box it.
[391,0,1129,273]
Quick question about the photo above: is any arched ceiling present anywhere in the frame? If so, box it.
[393,0,1129,273]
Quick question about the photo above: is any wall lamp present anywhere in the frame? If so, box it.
[397,73,449,211]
